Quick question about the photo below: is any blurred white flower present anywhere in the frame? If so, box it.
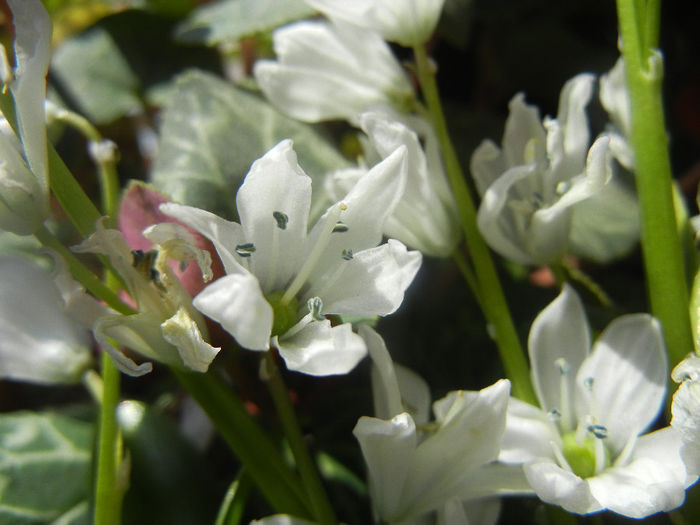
[0,255,92,384]
[73,220,219,376]
[354,326,528,523]
[500,284,693,518]
[471,74,616,265]
[671,354,700,477]
[162,140,422,376]
[326,112,459,257]
[0,0,51,235]
[600,57,633,170]
[306,0,447,47]
[254,19,414,124]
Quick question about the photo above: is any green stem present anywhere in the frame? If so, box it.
[48,107,121,221]
[616,0,692,366]
[264,353,337,525]
[93,353,123,525]
[214,470,252,525]
[173,368,312,518]
[412,44,536,404]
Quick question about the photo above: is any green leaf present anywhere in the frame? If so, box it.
[51,25,141,124]
[0,412,92,524]
[174,0,315,45]
[150,70,349,221]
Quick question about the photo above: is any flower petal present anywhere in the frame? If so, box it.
[274,319,366,375]
[193,272,272,351]
[575,314,667,453]
[161,307,220,373]
[361,324,403,419]
[499,397,557,464]
[353,413,417,521]
[160,202,246,276]
[236,140,311,291]
[529,284,590,425]
[317,239,422,317]
[524,461,601,515]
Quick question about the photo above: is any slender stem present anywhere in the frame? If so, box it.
[616,0,692,366]
[264,353,337,525]
[93,352,122,525]
[214,470,252,525]
[173,368,312,518]
[412,44,536,404]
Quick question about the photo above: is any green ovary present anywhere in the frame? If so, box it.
[561,432,608,479]
[266,291,299,338]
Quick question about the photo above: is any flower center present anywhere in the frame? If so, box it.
[265,290,300,337]
[560,422,610,479]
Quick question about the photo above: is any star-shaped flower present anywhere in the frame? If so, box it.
[500,284,694,517]
[162,140,421,376]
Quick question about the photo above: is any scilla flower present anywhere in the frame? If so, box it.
[354,326,529,523]
[0,0,51,235]
[73,219,220,376]
[471,74,613,266]
[671,355,700,477]
[306,0,447,47]
[500,284,693,518]
[326,112,460,257]
[162,140,422,376]
[254,19,414,124]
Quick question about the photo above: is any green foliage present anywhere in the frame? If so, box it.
[150,70,349,220]
[174,0,316,45]
[0,412,92,524]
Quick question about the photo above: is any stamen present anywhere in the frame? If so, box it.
[588,424,607,439]
[549,408,562,422]
[574,415,593,445]
[342,249,353,260]
[332,221,349,233]
[556,181,571,196]
[550,441,574,473]
[593,432,607,475]
[273,211,289,230]
[235,243,256,257]
[280,202,346,305]
[555,358,573,432]
[307,297,324,321]
[613,432,638,468]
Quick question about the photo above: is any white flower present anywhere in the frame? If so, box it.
[0,0,51,235]
[254,19,414,124]
[73,220,220,376]
[354,326,529,523]
[471,74,613,265]
[500,284,693,518]
[671,355,700,477]
[326,112,460,257]
[0,255,92,384]
[162,140,421,376]
[306,0,447,47]
[600,57,634,170]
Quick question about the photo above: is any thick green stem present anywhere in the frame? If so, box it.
[93,353,123,525]
[616,0,692,366]
[264,353,337,525]
[413,45,536,404]
[173,368,312,518]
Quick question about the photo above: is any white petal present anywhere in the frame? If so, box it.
[600,57,631,137]
[633,427,691,486]
[0,256,91,384]
[353,413,417,521]
[575,314,667,453]
[524,461,601,514]
[394,363,431,426]
[236,140,311,291]
[161,307,220,373]
[250,515,315,525]
[8,0,51,188]
[160,202,246,275]
[528,284,590,424]
[401,380,511,516]
[588,455,687,518]
[499,397,557,464]
[470,139,506,197]
[193,273,272,351]
[362,324,403,419]
[275,319,366,375]
[502,93,546,168]
[318,239,422,317]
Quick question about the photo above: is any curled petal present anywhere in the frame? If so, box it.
[524,461,601,515]
[161,307,220,373]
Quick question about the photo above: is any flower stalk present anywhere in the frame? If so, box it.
[412,44,536,404]
[615,0,692,366]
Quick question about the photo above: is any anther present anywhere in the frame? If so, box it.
[555,358,570,375]
[583,377,594,391]
[235,243,256,257]
[588,424,608,439]
[307,297,324,321]
[342,249,353,260]
[549,408,562,421]
[273,211,289,230]
[332,221,349,233]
